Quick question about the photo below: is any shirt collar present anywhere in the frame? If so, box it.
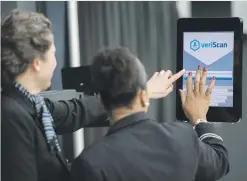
[106,111,150,136]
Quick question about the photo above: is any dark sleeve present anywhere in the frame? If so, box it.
[2,108,38,181]
[70,157,103,181]
[45,96,109,134]
[194,123,230,181]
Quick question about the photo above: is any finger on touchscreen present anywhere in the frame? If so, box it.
[206,76,216,97]
[186,72,193,95]
[194,66,201,94]
[168,69,185,83]
[199,67,207,94]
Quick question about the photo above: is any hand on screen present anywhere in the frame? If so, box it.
[179,66,216,124]
[147,69,185,99]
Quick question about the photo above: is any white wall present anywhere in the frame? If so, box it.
[231,1,247,34]
[176,1,247,34]
[176,1,191,18]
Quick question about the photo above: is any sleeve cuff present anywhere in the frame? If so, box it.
[195,123,223,141]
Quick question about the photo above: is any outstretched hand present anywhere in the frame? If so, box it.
[147,69,185,99]
[179,67,216,124]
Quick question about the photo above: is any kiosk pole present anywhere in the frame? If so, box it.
[67,0,84,158]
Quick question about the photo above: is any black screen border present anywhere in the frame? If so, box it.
[176,17,243,123]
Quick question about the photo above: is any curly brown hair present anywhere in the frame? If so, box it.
[1,9,53,88]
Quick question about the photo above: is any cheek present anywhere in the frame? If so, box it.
[44,57,56,76]
[51,57,57,70]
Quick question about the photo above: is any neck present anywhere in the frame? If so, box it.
[16,74,41,95]
[110,107,146,124]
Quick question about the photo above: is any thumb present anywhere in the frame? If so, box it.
[179,89,185,105]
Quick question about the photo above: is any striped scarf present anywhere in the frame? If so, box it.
[15,83,62,153]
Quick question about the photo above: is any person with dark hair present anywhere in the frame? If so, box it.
[70,47,229,181]
[1,10,185,181]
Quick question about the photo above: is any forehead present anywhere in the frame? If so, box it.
[45,38,56,53]
[50,43,56,51]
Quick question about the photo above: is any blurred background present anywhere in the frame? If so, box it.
[1,1,247,181]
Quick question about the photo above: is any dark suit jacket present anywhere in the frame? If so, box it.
[1,87,109,181]
[71,112,229,181]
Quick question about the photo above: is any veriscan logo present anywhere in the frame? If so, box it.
[190,39,228,51]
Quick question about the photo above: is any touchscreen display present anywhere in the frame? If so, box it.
[183,32,234,107]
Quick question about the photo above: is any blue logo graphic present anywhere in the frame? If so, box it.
[190,39,200,51]
[190,39,228,51]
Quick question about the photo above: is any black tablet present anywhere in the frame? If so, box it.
[176,17,243,123]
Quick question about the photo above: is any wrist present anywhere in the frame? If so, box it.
[147,84,153,99]
[194,119,207,125]
[191,117,207,126]
[148,92,154,99]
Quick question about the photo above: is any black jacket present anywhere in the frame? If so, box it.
[71,112,229,181]
[1,87,109,181]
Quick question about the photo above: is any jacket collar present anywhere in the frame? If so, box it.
[106,112,150,136]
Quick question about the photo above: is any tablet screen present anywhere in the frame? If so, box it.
[183,32,234,107]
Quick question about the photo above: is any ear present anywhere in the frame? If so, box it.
[97,94,103,104]
[140,89,149,108]
[30,57,41,72]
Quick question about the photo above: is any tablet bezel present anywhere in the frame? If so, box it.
[176,17,243,123]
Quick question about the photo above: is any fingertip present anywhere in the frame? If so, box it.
[210,77,216,84]
[160,70,165,75]
[166,70,173,77]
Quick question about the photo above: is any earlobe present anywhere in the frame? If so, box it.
[140,90,149,108]
[97,94,102,104]
[144,102,150,107]
[32,58,41,72]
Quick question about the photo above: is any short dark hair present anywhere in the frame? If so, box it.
[91,47,147,111]
[1,9,53,88]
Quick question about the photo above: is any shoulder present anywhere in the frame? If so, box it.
[161,121,199,146]
[2,93,17,107]
[161,121,196,134]
[71,139,109,181]
[2,94,23,116]
[71,149,103,181]
[2,93,36,133]
[75,137,113,169]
